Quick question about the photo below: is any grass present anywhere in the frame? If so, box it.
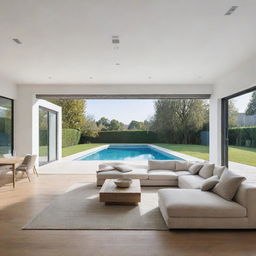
[39,143,256,167]
[156,144,256,167]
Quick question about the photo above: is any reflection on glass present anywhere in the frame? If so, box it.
[0,97,13,156]
[228,91,256,167]
[39,108,49,165]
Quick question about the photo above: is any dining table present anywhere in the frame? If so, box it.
[0,157,24,188]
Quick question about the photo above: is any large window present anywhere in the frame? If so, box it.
[0,96,13,156]
[222,87,256,167]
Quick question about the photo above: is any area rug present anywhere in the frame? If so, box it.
[23,183,168,230]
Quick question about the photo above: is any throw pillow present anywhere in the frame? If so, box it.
[114,164,133,173]
[201,175,219,191]
[212,170,246,201]
[188,163,204,174]
[199,163,215,179]
[213,166,226,178]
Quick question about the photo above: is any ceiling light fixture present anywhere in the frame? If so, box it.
[225,6,239,15]
[89,77,93,79]
[112,35,120,44]
[115,63,120,66]
[12,38,22,44]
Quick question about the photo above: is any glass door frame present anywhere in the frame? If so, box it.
[39,106,58,165]
[0,95,14,156]
[221,85,256,167]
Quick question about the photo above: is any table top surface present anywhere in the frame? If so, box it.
[0,157,24,164]
[99,179,141,194]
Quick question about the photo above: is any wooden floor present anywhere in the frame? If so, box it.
[1,174,256,256]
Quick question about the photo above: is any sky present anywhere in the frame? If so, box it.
[86,99,155,124]
[86,92,254,124]
[231,91,253,113]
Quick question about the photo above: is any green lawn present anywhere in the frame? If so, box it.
[62,144,105,157]
[156,144,256,167]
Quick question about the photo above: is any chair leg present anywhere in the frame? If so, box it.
[26,172,31,182]
[33,166,39,177]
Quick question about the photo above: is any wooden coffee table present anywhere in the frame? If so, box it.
[99,179,141,205]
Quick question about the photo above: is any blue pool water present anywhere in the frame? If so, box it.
[78,145,183,161]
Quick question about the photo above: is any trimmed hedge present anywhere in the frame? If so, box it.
[40,128,81,148]
[62,129,81,148]
[229,127,256,147]
[81,130,158,143]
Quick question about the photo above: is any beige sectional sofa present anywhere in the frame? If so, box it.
[97,160,256,229]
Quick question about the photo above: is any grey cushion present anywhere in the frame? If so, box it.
[175,171,192,177]
[199,163,215,179]
[175,161,189,171]
[148,170,178,180]
[113,164,132,172]
[148,160,176,171]
[213,165,226,178]
[158,188,247,218]
[178,175,205,189]
[201,176,219,191]
[188,163,203,174]
[213,170,246,201]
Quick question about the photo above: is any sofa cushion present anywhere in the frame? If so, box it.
[175,161,189,171]
[148,160,176,171]
[97,169,149,180]
[199,163,215,179]
[175,171,192,177]
[188,163,203,174]
[158,189,247,218]
[148,170,177,180]
[213,165,226,178]
[213,170,246,201]
[201,176,219,191]
[178,175,205,189]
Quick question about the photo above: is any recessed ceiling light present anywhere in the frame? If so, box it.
[148,76,152,79]
[12,38,22,44]
[89,77,93,79]
[112,35,120,44]
[115,63,120,66]
[48,76,52,79]
[225,6,239,15]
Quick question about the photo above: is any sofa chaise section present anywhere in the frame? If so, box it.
[158,183,256,229]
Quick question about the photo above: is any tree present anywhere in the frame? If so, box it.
[51,99,86,130]
[228,100,238,127]
[245,91,256,115]
[109,119,125,130]
[128,120,145,130]
[150,99,208,144]
[96,117,110,131]
[82,115,99,138]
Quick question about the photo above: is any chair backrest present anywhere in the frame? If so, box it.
[21,155,37,171]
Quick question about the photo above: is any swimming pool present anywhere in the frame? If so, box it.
[77,145,183,161]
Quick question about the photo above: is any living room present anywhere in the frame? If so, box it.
[0,1,256,255]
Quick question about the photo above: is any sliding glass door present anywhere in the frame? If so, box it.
[0,96,13,156]
[39,107,57,165]
[222,87,256,167]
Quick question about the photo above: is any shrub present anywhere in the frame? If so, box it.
[81,130,158,143]
[62,129,81,147]
[40,128,81,148]
[228,127,256,147]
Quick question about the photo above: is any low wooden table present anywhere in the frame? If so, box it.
[99,179,141,205]
[0,157,24,188]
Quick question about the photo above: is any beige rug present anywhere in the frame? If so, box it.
[23,183,168,230]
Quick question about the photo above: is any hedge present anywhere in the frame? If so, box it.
[40,128,81,148]
[228,127,256,147]
[81,130,158,143]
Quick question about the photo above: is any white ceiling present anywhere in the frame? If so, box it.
[0,0,256,85]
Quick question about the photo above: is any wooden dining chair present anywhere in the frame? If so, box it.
[16,155,38,182]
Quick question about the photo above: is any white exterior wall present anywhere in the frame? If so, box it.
[210,56,256,164]
[15,86,62,167]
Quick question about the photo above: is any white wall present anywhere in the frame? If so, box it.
[15,85,62,166]
[210,56,256,164]
[0,76,17,99]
